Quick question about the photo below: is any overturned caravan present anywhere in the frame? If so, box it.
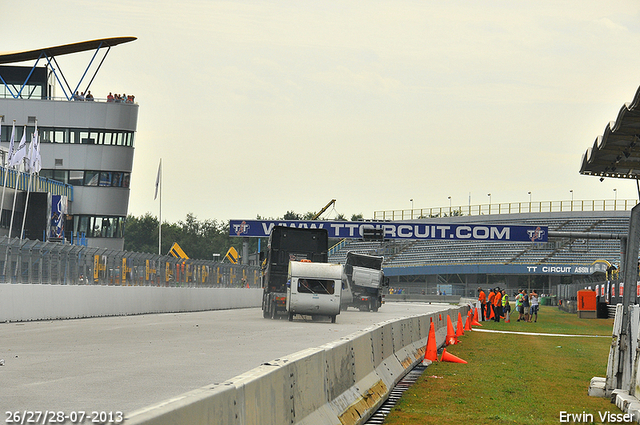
[341,252,387,312]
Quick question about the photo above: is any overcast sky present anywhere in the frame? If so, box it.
[4,1,640,223]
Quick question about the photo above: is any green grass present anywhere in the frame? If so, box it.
[383,306,620,425]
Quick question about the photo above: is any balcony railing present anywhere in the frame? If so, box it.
[373,199,637,221]
[0,167,73,200]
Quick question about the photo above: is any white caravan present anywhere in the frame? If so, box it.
[286,261,343,323]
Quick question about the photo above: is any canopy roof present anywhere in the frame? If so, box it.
[0,37,136,101]
[580,86,640,180]
[0,37,136,65]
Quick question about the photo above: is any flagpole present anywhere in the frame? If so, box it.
[4,167,22,279]
[20,121,37,241]
[3,124,25,280]
[7,150,23,241]
[8,170,19,237]
[157,158,162,255]
[20,170,33,240]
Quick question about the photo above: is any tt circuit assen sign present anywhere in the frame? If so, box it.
[229,220,547,243]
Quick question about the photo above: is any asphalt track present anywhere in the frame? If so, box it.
[0,302,450,417]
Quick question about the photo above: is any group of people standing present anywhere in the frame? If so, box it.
[477,287,539,323]
[107,92,135,103]
[515,289,539,322]
[72,91,94,101]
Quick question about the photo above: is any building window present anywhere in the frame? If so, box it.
[53,170,67,184]
[41,169,130,188]
[54,130,66,143]
[99,172,112,187]
[73,215,124,238]
[69,171,84,186]
[16,127,135,147]
[84,171,99,186]
[112,172,122,187]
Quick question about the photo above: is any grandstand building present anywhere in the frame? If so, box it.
[328,208,631,297]
[0,37,138,250]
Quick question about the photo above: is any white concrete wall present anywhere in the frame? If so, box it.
[591,304,640,422]
[0,284,262,322]
[126,306,468,425]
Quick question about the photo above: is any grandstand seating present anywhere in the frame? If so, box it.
[328,213,630,268]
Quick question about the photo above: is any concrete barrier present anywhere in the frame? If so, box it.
[0,284,263,322]
[590,304,640,422]
[126,305,469,425]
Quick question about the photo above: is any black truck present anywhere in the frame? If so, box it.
[261,226,329,319]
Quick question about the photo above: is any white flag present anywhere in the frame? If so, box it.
[29,127,41,174]
[154,159,161,200]
[7,121,15,166]
[9,127,27,169]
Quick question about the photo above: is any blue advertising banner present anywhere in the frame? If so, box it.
[229,220,548,242]
[49,195,67,239]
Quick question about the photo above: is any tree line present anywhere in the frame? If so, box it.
[124,211,365,260]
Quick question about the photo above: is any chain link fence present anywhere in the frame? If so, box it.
[0,237,261,287]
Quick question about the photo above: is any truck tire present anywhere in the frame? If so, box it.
[288,312,294,322]
[372,301,379,312]
[331,315,336,323]
[270,301,277,319]
[263,307,269,319]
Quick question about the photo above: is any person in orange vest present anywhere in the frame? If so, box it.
[477,287,486,321]
[493,287,502,322]
[487,289,495,320]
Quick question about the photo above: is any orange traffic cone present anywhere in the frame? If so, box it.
[440,348,468,364]
[504,309,511,323]
[464,314,472,331]
[472,307,482,327]
[446,315,457,345]
[423,321,438,364]
[456,312,464,338]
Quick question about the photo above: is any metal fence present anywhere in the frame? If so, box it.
[557,279,624,304]
[0,237,261,287]
[374,199,638,221]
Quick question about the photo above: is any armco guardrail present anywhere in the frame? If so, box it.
[126,305,468,425]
